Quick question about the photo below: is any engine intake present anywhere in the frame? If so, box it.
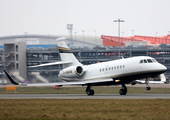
[59,66,84,78]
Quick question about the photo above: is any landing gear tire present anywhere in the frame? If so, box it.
[86,84,95,96]
[87,89,94,96]
[119,89,127,95]
[146,87,151,90]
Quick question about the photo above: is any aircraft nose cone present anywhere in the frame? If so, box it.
[161,65,167,72]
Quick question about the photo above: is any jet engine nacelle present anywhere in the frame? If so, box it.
[59,66,84,78]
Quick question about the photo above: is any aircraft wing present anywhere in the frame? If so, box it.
[28,61,73,68]
[25,78,113,86]
[4,70,113,86]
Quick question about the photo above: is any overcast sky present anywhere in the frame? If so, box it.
[0,0,170,37]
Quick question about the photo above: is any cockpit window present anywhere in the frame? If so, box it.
[152,59,157,62]
[144,59,147,63]
[139,60,143,63]
[140,59,157,64]
[147,59,153,63]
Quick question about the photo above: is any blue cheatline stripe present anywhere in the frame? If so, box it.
[0,45,3,49]
[0,44,70,49]
[26,44,70,49]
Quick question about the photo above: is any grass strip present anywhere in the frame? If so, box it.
[0,86,170,94]
[0,99,170,120]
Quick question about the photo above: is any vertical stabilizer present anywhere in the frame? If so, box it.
[56,37,82,68]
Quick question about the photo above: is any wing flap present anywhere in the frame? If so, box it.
[84,78,113,84]
[27,81,85,86]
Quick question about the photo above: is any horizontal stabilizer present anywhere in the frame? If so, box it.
[28,61,73,68]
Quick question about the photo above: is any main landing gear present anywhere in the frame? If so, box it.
[86,85,94,96]
[86,84,128,96]
[119,84,127,95]
[145,78,151,90]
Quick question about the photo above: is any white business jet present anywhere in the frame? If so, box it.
[4,37,167,96]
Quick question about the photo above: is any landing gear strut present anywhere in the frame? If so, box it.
[119,84,127,95]
[86,85,94,96]
[145,78,151,90]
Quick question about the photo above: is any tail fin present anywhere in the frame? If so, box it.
[56,37,82,68]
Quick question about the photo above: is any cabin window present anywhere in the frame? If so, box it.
[123,65,125,68]
[105,68,107,71]
[120,65,122,69]
[112,67,113,70]
[103,68,104,71]
[109,67,110,71]
[117,66,119,69]
[114,66,116,70]
[100,69,101,72]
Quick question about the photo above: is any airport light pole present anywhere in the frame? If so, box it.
[25,32,28,42]
[131,30,134,41]
[94,30,98,62]
[67,24,73,45]
[114,19,124,58]
[94,30,97,45]
[121,31,124,37]
[74,32,77,46]
[82,30,85,47]
[156,32,158,43]
[168,31,170,35]
[131,30,134,37]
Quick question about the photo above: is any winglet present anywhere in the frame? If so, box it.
[4,70,27,85]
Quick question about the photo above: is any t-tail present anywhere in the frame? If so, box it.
[25,37,82,69]
[57,37,82,68]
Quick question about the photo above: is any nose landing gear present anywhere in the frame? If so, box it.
[145,78,151,91]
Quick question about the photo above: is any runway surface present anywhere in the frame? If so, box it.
[0,94,170,99]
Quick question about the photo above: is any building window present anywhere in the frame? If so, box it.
[16,54,18,61]
[16,63,19,70]
[16,45,18,52]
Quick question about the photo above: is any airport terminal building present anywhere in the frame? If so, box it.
[0,34,170,83]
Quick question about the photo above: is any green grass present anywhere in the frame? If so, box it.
[1,86,170,119]
[0,99,170,120]
[0,86,170,94]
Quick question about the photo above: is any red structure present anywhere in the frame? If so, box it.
[101,35,170,46]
